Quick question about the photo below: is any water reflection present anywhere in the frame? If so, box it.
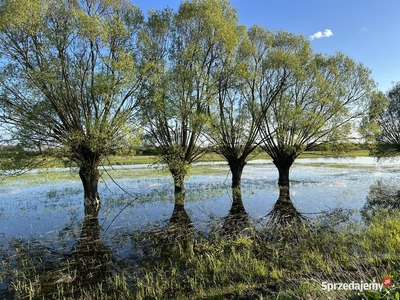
[42,208,114,298]
[2,205,115,299]
[169,193,193,231]
[130,193,195,268]
[0,183,371,299]
[70,208,113,286]
[221,188,253,237]
[266,186,307,227]
[361,180,400,222]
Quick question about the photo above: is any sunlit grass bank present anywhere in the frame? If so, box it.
[0,149,372,185]
[108,149,370,166]
[0,149,370,172]
[0,164,230,187]
[3,209,400,299]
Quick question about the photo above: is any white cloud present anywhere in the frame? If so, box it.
[310,29,333,40]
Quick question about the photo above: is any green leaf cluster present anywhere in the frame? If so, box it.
[0,0,145,170]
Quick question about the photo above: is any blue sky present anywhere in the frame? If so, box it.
[132,0,400,93]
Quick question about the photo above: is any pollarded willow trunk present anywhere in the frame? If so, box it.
[277,185,291,205]
[79,160,101,211]
[170,168,187,195]
[73,143,102,211]
[273,158,294,188]
[228,158,247,189]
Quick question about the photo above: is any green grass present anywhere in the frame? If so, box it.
[298,149,370,158]
[0,149,371,172]
[129,211,400,299]
[108,149,370,165]
[106,154,159,165]
[0,149,373,185]
[3,209,400,299]
[107,149,370,166]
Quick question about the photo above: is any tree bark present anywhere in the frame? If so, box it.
[277,185,291,204]
[228,158,247,189]
[170,168,186,195]
[79,162,101,211]
[273,159,293,187]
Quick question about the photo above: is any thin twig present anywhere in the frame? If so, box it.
[100,165,138,236]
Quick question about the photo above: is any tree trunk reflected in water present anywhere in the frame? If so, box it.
[70,207,113,288]
[46,207,114,298]
[361,180,400,222]
[129,193,196,268]
[7,204,116,299]
[158,193,195,260]
[169,192,193,231]
[267,185,307,227]
[222,188,253,237]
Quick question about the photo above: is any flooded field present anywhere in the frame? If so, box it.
[1,156,400,298]
[1,157,399,238]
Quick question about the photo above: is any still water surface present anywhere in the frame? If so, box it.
[0,156,399,251]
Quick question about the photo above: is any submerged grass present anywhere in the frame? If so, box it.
[3,209,400,299]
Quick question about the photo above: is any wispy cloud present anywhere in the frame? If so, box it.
[309,29,333,40]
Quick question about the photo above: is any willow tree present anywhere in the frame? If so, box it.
[372,82,400,157]
[207,26,303,190]
[0,0,144,210]
[206,25,259,190]
[139,0,239,196]
[259,32,378,189]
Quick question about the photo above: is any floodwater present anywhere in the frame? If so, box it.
[1,156,400,296]
[0,157,399,240]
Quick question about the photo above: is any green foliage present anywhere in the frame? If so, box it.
[0,1,396,296]
[261,46,377,161]
[0,0,144,170]
[0,0,43,32]
[366,82,400,158]
[139,0,241,189]
[0,0,384,192]
[205,23,261,168]
[248,29,380,184]
[0,145,47,179]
